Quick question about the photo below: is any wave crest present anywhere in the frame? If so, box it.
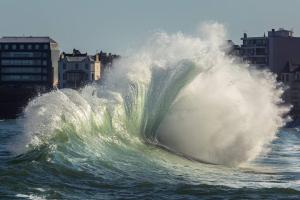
[15,23,289,166]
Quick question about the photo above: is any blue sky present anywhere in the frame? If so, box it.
[0,0,299,54]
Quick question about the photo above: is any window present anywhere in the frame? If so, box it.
[1,52,42,58]
[1,59,42,66]
[42,68,47,73]
[75,63,79,69]
[12,44,16,50]
[35,44,40,50]
[85,64,89,70]
[66,72,87,82]
[43,44,48,50]
[42,60,47,66]
[63,63,66,70]
[256,48,266,55]
[247,49,254,56]
[1,67,42,73]
[1,74,42,81]
[20,44,24,50]
[256,40,265,46]
[28,44,32,50]
[4,44,9,50]
[254,57,266,64]
[0,44,2,50]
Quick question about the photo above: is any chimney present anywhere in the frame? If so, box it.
[95,53,100,62]
[60,52,65,59]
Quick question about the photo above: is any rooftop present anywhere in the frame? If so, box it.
[65,56,94,62]
[61,49,94,62]
[0,36,57,43]
[242,28,297,40]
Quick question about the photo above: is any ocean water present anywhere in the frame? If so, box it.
[0,23,299,199]
[0,120,300,199]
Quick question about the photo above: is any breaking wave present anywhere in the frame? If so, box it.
[14,23,289,167]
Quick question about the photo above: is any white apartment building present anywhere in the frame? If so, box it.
[58,49,101,89]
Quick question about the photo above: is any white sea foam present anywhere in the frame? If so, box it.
[16,22,289,166]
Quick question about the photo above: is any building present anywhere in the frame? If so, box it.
[226,40,242,57]
[58,49,101,89]
[240,33,268,67]
[0,37,59,88]
[268,29,300,74]
[241,29,300,119]
[0,36,59,118]
[280,62,300,117]
[241,28,300,73]
[97,51,120,70]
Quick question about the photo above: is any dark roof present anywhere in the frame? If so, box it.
[0,36,57,43]
[62,49,87,57]
[65,56,93,62]
[241,37,266,40]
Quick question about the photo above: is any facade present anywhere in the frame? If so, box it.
[268,29,300,74]
[241,33,268,67]
[241,28,300,73]
[0,36,59,89]
[241,29,300,119]
[58,49,101,89]
[280,62,300,117]
[0,36,59,118]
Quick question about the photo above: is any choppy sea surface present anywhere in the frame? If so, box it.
[0,119,299,199]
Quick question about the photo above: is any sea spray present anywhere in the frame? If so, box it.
[15,23,289,166]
